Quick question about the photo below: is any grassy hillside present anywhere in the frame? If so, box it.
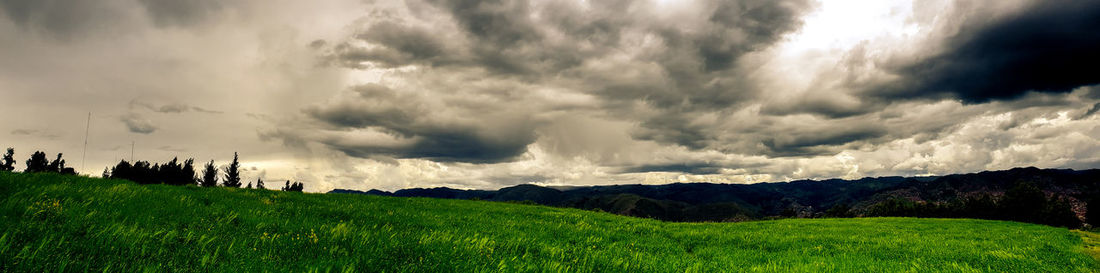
[1,172,1097,272]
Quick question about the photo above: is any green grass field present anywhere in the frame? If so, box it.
[1,172,1097,272]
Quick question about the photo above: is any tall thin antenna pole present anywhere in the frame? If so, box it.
[82,112,91,173]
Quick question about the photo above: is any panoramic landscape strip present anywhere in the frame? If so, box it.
[2,172,1098,272]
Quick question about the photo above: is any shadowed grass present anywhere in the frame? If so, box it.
[1,172,1097,272]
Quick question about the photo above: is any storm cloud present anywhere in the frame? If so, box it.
[871,0,1100,103]
[3,0,1100,192]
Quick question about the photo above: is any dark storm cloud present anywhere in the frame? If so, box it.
[696,0,813,71]
[0,0,228,40]
[304,84,537,163]
[120,113,157,134]
[873,0,1100,103]
[762,126,887,157]
[0,0,128,40]
[328,133,532,163]
[311,0,817,161]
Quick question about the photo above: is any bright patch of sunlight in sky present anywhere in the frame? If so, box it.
[782,0,918,53]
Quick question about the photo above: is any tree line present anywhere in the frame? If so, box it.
[857,182,1082,228]
[1,148,76,175]
[1,147,305,192]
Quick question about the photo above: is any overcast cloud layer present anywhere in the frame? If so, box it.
[2,0,1099,192]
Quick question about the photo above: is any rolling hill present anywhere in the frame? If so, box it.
[339,167,1100,225]
[2,172,1098,272]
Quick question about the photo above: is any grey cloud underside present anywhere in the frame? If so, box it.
[0,0,226,40]
[871,0,1100,103]
[312,0,816,162]
[0,0,125,40]
[120,113,157,134]
[305,84,537,163]
[309,0,1100,163]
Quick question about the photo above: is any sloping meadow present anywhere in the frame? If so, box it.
[0,172,1096,272]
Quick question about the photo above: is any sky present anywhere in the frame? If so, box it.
[1,0,1099,192]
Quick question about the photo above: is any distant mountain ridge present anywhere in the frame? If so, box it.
[329,167,1100,226]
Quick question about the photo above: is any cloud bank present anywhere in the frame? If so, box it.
[2,0,1099,192]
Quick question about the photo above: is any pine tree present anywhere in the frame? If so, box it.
[282,181,304,192]
[256,178,265,189]
[200,160,218,187]
[246,182,252,189]
[0,148,15,172]
[222,152,241,187]
[181,158,197,185]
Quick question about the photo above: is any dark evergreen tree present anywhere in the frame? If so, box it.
[102,167,111,178]
[245,182,252,189]
[182,159,196,185]
[256,178,265,189]
[281,180,304,192]
[222,152,242,188]
[24,151,49,173]
[110,160,133,180]
[200,160,218,187]
[0,148,15,172]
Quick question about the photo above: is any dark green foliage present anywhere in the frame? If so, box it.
[201,160,219,187]
[46,153,64,173]
[1088,194,1100,227]
[824,203,854,218]
[866,183,1082,228]
[23,151,75,175]
[1002,183,1048,223]
[0,148,14,172]
[282,180,304,192]
[108,158,196,185]
[256,178,265,190]
[23,151,48,173]
[779,207,797,217]
[222,152,241,188]
[1,172,1098,272]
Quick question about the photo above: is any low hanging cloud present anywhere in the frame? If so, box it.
[119,113,157,134]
